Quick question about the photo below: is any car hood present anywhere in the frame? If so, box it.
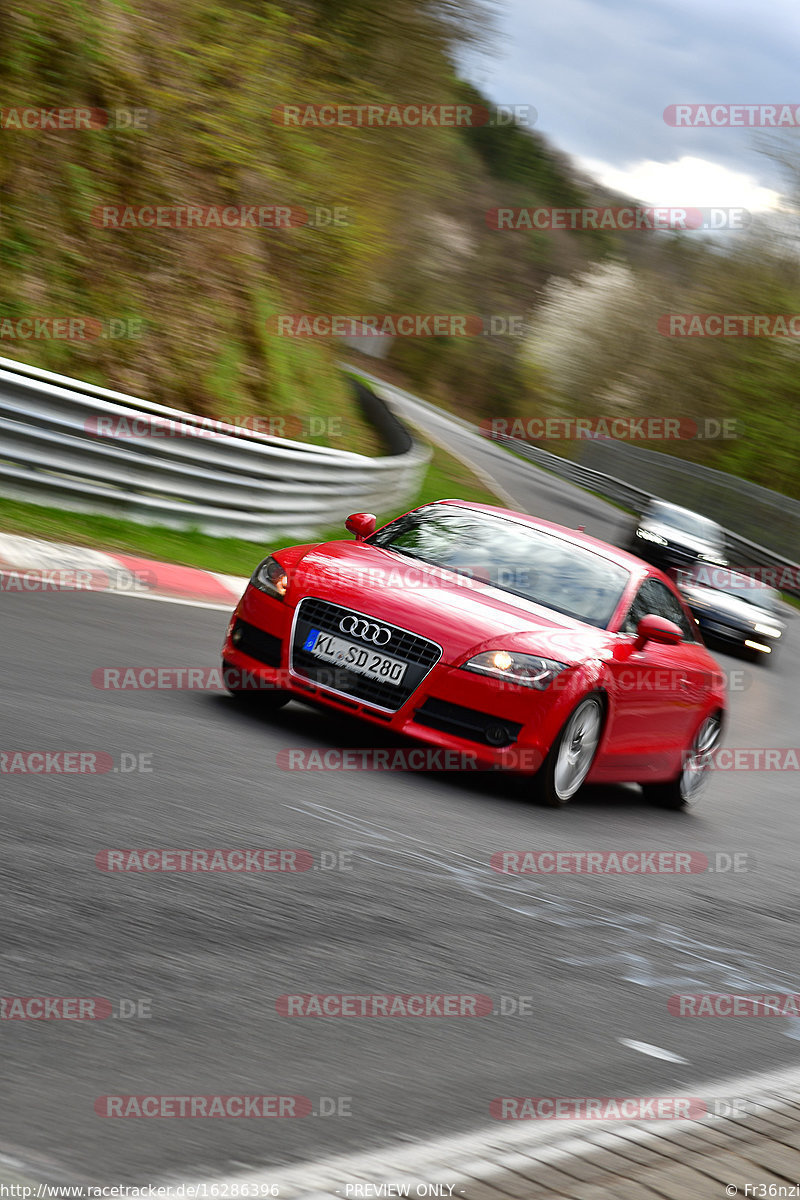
[289,542,614,665]
[647,523,722,556]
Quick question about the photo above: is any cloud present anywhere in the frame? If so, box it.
[463,0,800,192]
[576,154,783,210]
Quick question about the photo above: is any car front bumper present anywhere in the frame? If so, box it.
[221,589,587,774]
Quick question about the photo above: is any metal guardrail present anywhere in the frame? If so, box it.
[2,351,797,598]
[0,356,431,540]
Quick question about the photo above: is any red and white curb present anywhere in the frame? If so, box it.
[0,532,247,609]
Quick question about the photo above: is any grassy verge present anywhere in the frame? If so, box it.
[0,440,504,576]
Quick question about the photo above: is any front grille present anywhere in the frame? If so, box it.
[291,597,440,712]
[414,697,523,747]
[700,618,746,639]
[231,619,282,668]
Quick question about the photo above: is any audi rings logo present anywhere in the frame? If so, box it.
[339,615,392,646]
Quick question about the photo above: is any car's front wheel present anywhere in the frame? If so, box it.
[642,710,722,810]
[222,660,290,710]
[536,694,604,807]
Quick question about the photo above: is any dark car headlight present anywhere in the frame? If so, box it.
[635,528,668,546]
[251,556,288,599]
[462,650,569,690]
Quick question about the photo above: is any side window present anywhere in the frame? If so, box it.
[620,578,697,641]
[620,585,651,635]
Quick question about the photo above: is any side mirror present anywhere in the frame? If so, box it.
[635,613,683,650]
[345,512,376,542]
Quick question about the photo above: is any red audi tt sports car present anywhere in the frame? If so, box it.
[221,500,726,808]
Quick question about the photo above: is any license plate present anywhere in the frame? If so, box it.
[302,629,408,686]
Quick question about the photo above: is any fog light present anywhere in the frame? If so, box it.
[486,723,513,747]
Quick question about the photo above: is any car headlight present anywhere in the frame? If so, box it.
[462,650,569,690]
[754,623,782,638]
[251,556,288,598]
[635,528,668,546]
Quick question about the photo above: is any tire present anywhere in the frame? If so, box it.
[222,660,290,710]
[642,710,722,810]
[535,694,604,807]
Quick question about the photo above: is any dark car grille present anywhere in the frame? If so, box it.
[231,619,282,667]
[414,697,523,747]
[291,597,440,712]
[696,614,749,639]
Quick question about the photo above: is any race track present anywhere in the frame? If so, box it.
[2,401,799,1183]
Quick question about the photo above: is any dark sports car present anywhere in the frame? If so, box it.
[629,499,727,572]
[676,564,786,662]
[222,500,726,808]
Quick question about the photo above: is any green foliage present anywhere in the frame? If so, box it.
[0,0,616,451]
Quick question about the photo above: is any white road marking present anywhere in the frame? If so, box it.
[104,591,235,611]
[619,1038,689,1063]
[212,571,249,598]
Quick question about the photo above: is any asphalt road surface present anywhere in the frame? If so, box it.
[2,401,799,1184]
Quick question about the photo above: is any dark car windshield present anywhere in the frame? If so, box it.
[647,501,723,545]
[687,566,780,611]
[369,506,631,628]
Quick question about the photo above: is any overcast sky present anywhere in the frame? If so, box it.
[466,0,800,211]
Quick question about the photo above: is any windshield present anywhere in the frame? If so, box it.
[647,502,722,543]
[686,566,780,610]
[369,506,631,628]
